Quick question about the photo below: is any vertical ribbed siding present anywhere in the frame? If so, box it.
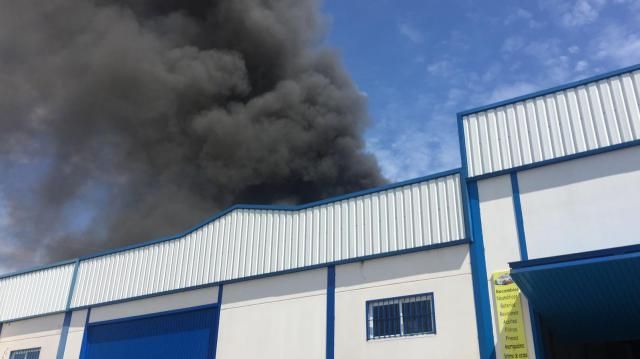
[463,70,640,177]
[0,264,74,322]
[71,173,465,308]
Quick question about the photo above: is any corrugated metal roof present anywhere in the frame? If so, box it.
[0,169,468,322]
[70,173,465,308]
[462,68,640,177]
[0,263,75,322]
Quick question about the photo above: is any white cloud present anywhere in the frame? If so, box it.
[518,39,581,82]
[366,84,466,181]
[611,0,639,4]
[504,8,543,28]
[568,45,580,54]
[427,60,453,76]
[485,82,540,104]
[445,88,466,107]
[367,122,460,182]
[558,0,640,27]
[628,0,640,12]
[592,25,640,66]
[560,0,606,27]
[398,22,424,44]
[524,39,562,57]
[574,60,590,72]
[501,36,525,53]
[367,133,424,181]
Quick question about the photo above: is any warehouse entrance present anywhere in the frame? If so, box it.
[509,244,640,359]
[538,321,640,359]
[82,305,219,359]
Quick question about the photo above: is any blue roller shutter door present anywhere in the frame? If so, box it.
[84,307,217,359]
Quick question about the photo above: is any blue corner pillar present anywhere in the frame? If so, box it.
[326,265,336,359]
[467,181,496,359]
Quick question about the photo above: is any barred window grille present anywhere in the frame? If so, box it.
[366,293,435,340]
[9,348,40,359]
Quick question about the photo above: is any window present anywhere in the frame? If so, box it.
[10,348,40,359]
[366,293,435,340]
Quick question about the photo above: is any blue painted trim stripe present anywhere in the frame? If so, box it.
[210,285,224,359]
[458,63,640,116]
[457,118,487,356]
[511,249,640,274]
[326,266,335,359]
[509,173,544,358]
[458,113,472,240]
[466,139,640,181]
[510,173,528,261]
[66,259,80,310]
[56,311,73,359]
[79,308,91,359]
[510,242,640,269]
[467,181,496,359]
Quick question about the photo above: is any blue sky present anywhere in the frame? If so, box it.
[323,0,640,181]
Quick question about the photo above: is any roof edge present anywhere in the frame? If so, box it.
[510,243,640,270]
[0,167,462,279]
[458,63,640,117]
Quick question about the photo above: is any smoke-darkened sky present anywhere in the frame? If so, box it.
[2,0,639,273]
[0,0,386,270]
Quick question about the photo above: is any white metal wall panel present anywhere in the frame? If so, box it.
[71,173,465,308]
[463,69,640,177]
[0,263,74,322]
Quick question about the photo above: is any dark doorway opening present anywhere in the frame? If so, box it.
[540,318,640,359]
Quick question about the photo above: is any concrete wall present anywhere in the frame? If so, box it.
[0,245,480,359]
[216,268,327,359]
[62,310,88,359]
[88,286,219,323]
[334,244,478,359]
[477,175,536,359]
[0,313,64,359]
[519,145,640,259]
[475,145,640,359]
[0,287,219,359]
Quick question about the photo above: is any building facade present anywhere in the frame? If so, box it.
[1,64,639,359]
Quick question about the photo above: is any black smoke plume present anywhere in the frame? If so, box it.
[0,0,385,270]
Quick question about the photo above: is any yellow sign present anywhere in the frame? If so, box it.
[492,270,529,359]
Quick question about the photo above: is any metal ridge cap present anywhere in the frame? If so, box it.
[457,63,640,117]
[1,167,464,277]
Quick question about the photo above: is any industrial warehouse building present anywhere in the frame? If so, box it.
[1,64,640,359]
